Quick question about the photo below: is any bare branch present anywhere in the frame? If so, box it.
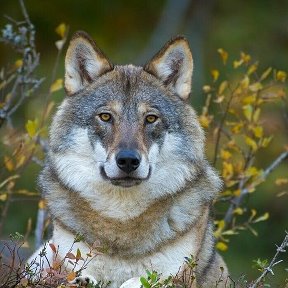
[224,150,288,224]
[0,0,42,128]
[249,232,288,288]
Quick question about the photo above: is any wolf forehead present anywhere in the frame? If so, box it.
[64,65,187,123]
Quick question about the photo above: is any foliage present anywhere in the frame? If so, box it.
[199,48,288,251]
[0,1,288,287]
[0,233,106,287]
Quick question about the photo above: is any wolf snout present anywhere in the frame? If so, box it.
[116,150,141,174]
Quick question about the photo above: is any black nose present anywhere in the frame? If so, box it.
[116,150,141,174]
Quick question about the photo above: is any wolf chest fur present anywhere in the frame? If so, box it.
[30,31,229,287]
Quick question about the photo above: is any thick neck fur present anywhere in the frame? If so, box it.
[41,163,220,259]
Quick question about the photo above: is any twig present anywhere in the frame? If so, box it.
[224,150,288,224]
[249,232,288,288]
[0,0,42,128]
[213,83,239,166]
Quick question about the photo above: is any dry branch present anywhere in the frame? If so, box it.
[249,231,288,288]
[224,150,288,225]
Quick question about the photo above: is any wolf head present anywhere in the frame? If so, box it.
[47,31,207,210]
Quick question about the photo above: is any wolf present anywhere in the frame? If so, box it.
[28,31,229,287]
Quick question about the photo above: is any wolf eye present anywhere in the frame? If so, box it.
[98,113,112,122]
[145,115,158,124]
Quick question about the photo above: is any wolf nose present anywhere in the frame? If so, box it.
[116,150,141,174]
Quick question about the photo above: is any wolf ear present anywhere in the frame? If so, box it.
[65,31,113,96]
[144,36,193,100]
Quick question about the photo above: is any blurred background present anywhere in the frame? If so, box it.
[0,0,287,285]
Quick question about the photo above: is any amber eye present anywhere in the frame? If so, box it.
[98,113,112,122]
[145,115,158,124]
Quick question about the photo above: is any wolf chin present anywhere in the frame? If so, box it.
[28,31,229,287]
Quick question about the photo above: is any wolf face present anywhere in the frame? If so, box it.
[45,32,208,222]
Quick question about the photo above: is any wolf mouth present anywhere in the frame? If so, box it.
[100,166,151,187]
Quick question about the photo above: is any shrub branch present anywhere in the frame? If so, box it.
[249,231,288,288]
[224,150,288,225]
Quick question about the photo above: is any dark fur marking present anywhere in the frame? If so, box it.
[163,57,183,87]
[77,54,93,84]
[198,248,216,284]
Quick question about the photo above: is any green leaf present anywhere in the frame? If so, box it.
[140,277,150,288]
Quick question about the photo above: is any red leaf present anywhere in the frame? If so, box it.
[66,252,76,260]
[49,243,57,253]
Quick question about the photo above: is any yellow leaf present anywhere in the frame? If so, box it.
[247,62,258,75]
[252,126,263,138]
[249,209,257,221]
[275,178,288,186]
[242,105,253,121]
[38,199,46,209]
[240,75,250,89]
[249,82,263,92]
[247,185,256,193]
[222,230,239,236]
[261,136,273,148]
[228,108,238,116]
[260,67,272,81]
[214,220,225,238]
[222,162,234,179]
[245,136,258,152]
[218,80,228,95]
[202,85,211,93]
[216,220,225,229]
[242,94,256,105]
[199,115,212,128]
[253,212,269,223]
[277,191,288,197]
[211,69,219,82]
[233,189,241,196]
[240,52,251,64]
[52,260,61,270]
[0,194,7,201]
[55,23,67,38]
[253,108,261,123]
[15,59,23,69]
[231,122,243,134]
[50,78,63,93]
[220,149,232,160]
[276,70,287,82]
[245,166,260,177]
[233,207,244,215]
[15,155,26,169]
[4,156,14,171]
[67,271,76,282]
[43,101,55,120]
[216,241,228,252]
[25,119,38,137]
[220,190,232,196]
[213,95,225,103]
[217,48,228,65]
[233,59,243,68]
